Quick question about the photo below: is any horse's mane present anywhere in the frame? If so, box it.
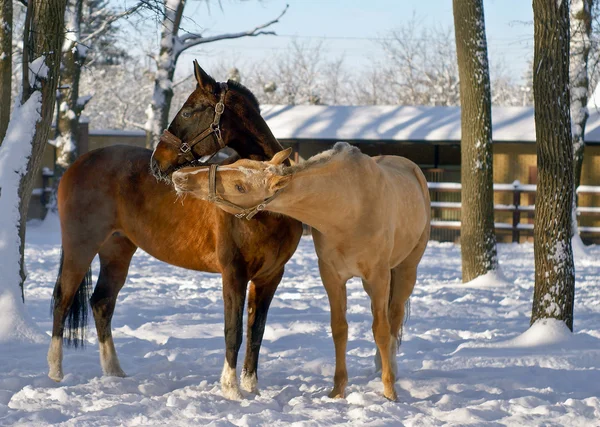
[272,142,361,176]
[227,80,260,111]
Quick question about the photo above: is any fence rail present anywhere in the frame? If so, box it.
[428,181,600,242]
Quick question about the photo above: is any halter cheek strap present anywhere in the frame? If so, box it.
[207,164,282,220]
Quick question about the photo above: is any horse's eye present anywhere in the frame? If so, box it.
[235,184,245,193]
[181,110,192,119]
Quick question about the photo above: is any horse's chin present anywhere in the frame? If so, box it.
[150,161,195,184]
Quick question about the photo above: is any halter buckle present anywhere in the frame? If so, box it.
[213,126,222,143]
[215,102,225,114]
[180,142,191,153]
[256,204,266,211]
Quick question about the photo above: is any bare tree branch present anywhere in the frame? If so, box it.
[176,4,288,54]
[80,2,144,46]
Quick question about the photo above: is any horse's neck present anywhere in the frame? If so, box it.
[270,161,359,233]
[234,109,283,161]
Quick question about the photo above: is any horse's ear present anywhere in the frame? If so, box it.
[267,174,292,192]
[269,147,293,165]
[193,60,217,93]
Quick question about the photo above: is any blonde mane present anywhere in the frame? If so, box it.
[271,142,361,176]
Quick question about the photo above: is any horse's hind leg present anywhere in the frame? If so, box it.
[374,265,418,377]
[363,267,396,401]
[48,246,98,382]
[241,269,283,394]
[90,234,137,377]
[375,230,428,375]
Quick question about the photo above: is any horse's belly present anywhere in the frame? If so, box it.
[119,225,221,273]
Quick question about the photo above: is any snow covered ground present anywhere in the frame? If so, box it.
[1,215,599,426]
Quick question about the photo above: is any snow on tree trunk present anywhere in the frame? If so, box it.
[569,0,593,244]
[452,0,498,282]
[0,92,47,343]
[531,0,575,331]
[0,0,67,343]
[56,0,88,178]
[0,0,11,144]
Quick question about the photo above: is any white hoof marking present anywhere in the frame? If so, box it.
[240,370,259,394]
[47,337,64,382]
[221,361,242,400]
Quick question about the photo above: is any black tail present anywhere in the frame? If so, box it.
[51,249,92,348]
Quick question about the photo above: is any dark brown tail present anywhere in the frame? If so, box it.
[51,249,92,348]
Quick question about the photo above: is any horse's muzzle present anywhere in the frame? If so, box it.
[172,171,191,191]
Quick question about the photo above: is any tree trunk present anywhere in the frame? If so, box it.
[531,0,575,331]
[56,0,86,178]
[0,0,66,342]
[569,0,593,237]
[20,0,66,295]
[452,0,498,282]
[0,0,12,144]
[145,0,185,149]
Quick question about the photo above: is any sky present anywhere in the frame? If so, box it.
[163,0,535,82]
[113,0,535,83]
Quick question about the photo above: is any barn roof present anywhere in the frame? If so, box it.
[260,105,600,144]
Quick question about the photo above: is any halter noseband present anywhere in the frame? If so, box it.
[160,82,229,163]
[207,164,282,220]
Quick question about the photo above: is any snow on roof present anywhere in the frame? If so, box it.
[261,105,600,143]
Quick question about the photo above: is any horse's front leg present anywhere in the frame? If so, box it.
[318,259,350,399]
[241,269,283,394]
[220,267,248,400]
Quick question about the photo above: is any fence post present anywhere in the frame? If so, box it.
[512,180,521,243]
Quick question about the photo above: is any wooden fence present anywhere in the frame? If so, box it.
[429,181,600,242]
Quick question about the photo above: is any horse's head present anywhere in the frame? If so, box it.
[151,60,267,181]
[172,148,293,219]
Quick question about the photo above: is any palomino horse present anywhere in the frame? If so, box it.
[171,143,431,401]
[48,62,303,400]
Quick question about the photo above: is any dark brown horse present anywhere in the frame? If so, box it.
[48,62,303,400]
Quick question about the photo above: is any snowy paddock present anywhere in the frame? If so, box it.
[1,216,600,426]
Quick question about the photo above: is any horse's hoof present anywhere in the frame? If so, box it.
[383,388,398,402]
[105,369,127,378]
[328,389,345,399]
[240,372,259,394]
[48,370,63,382]
[222,384,244,400]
